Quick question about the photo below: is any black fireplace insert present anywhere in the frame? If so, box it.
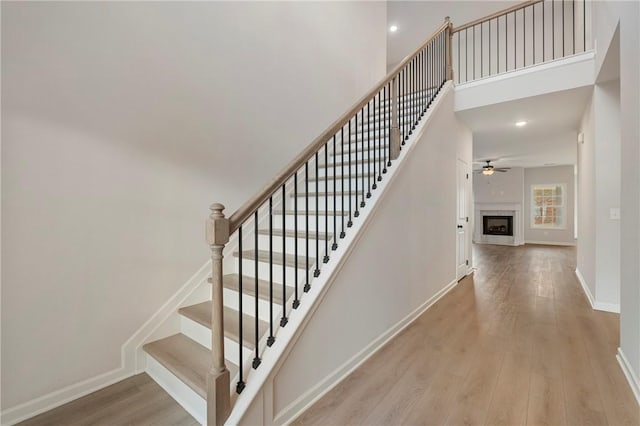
[483,215,513,236]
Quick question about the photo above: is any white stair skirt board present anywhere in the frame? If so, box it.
[146,356,206,425]
[574,269,620,314]
[226,83,454,425]
[616,348,640,406]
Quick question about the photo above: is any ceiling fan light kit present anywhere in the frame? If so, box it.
[475,160,511,176]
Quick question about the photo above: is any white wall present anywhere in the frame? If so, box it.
[578,94,597,299]
[597,0,640,400]
[524,165,576,245]
[473,167,524,204]
[238,86,472,425]
[577,79,621,312]
[1,1,387,415]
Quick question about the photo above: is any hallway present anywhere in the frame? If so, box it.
[294,244,639,425]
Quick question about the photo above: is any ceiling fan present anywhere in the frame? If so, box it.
[474,160,511,175]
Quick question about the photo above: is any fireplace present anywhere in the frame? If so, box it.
[483,215,513,236]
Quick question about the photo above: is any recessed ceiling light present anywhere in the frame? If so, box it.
[515,121,527,127]
[389,25,398,33]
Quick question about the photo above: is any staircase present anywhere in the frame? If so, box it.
[139,1,589,424]
[141,80,446,423]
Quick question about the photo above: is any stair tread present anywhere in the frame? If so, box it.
[257,228,332,240]
[143,333,238,399]
[179,302,268,350]
[222,273,292,305]
[234,249,316,269]
[273,209,349,216]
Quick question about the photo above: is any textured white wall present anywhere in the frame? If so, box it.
[524,165,576,245]
[1,1,387,412]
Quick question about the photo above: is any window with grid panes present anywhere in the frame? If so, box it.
[531,184,565,229]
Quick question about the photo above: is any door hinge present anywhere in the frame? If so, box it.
[466,217,469,222]
[466,260,469,266]
[466,173,469,179]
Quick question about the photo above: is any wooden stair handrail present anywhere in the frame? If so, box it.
[452,0,544,33]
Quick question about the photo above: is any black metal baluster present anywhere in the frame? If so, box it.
[373,95,378,190]
[280,184,288,326]
[497,17,500,72]
[386,82,391,169]
[553,0,555,59]
[382,85,388,175]
[473,25,476,80]
[481,22,484,77]
[572,0,575,54]
[583,0,586,51]
[505,16,508,71]
[524,7,526,66]
[324,144,329,262]
[348,120,353,226]
[253,211,261,369]
[236,226,245,393]
[562,0,565,57]
[489,19,491,75]
[304,164,311,292]
[543,1,546,61]
[267,197,274,347]
[293,172,300,309]
[314,151,320,277]
[515,10,517,68]
[465,28,468,82]
[533,4,536,64]
[367,101,372,197]
[340,127,346,238]
[355,112,361,216]
[332,135,338,251]
[457,32,461,84]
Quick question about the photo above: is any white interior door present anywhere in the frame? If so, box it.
[456,158,469,280]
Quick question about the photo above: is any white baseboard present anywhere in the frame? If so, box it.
[574,269,620,313]
[1,261,212,426]
[525,240,576,246]
[616,348,640,406]
[0,368,130,425]
[279,277,459,425]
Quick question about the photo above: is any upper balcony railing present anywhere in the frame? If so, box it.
[452,0,591,84]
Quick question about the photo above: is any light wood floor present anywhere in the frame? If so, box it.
[17,374,198,426]
[294,244,640,426]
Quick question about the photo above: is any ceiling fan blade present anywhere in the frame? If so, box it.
[494,169,509,172]
[494,168,511,171]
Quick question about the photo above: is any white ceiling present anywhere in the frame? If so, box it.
[387,1,519,69]
[456,87,592,169]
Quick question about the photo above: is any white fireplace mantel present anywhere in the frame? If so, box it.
[474,202,525,246]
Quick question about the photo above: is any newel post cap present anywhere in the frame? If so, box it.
[206,203,230,246]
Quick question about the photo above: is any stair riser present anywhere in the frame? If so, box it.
[179,316,252,365]
[274,215,343,232]
[223,287,276,322]
[236,258,322,286]
[290,195,371,211]
[308,177,380,192]
[145,356,206,425]
[257,234,331,257]
[317,162,386,176]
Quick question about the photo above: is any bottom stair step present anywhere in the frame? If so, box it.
[143,334,238,399]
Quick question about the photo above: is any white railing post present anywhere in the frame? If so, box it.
[205,203,231,426]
